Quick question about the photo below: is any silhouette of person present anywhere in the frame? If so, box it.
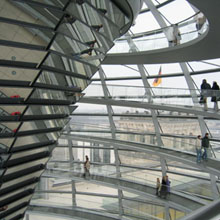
[200,79,211,110]
[211,81,219,111]
[83,155,90,178]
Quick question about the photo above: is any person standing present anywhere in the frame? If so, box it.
[160,176,167,199]
[83,155,90,178]
[211,81,219,111]
[195,135,202,163]
[195,12,206,35]
[173,24,181,45]
[166,24,181,47]
[166,175,171,196]
[156,178,161,196]
[202,133,210,161]
[200,79,211,110]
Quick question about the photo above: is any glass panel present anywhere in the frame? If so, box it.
[0,0,51,27]
[0,22,52,46]
[161,136,196,153]
[66,2,119,41]
[33,192,72,206]
[0,45,46,64]
[74,103,108,113]
[13,133,57,147]
[76,182,118,195]
[53,34,91,55]
[70,118,110,132]
[37,71,88,90]
[9,147,49,160]
[169,208,186,220]
[102,64,140,78]
[82,3,119,39]
[13,1,63,28]
[31,88,70,101]
[0,122,19,133]
[120,167,158,186]
[39,176,72,191]
[90,0,129,28]
[123,198,166,220]
[4,195,32,215]
[25,105,71,116]
[25,213,70,220]
[44,52,98,78]
[165,173,212,198]
[0,87,32,99]
[51,147,69,161]
[18,119,68,131]
[52,34,102,67]
[0,138,14,150]
[0,183,36,201]
[0,170,43,189]
[111,14,208,53]
[31,0,68,7]
[76,194,119,211]
[119,150,161,167]
[0,67,39,82]
[159,118,200,135]
[58,21,113,52]
[4,158,48,175]
[48,161,117,177]
[158,0,194,24]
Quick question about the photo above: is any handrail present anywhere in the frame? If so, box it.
[119,12,200,40]
[65,121,219,157]
[179,199,220,220]
[46,166,212,199]
[109,12,208,53]
[87,83,220,97]
[31,193,163,220]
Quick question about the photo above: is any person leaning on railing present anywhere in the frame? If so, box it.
[201,133,209,161]
[195,12,207,35]
[211,81,219,111]
[195,135,202,163]
[200,79,211,111]
[166,24,181,47]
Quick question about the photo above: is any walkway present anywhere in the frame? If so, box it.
[43,168,206,212]
[79,97,220,120]
[103,0,220,64]
[28,205,128,220]
[62,134,220,177]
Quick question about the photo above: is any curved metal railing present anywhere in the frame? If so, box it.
[109,12,209,53]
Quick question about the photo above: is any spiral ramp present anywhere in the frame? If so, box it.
[2,0,220,220]
[0,0,139,219]
[104,0,220,64]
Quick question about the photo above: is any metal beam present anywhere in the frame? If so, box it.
[78,97,220,120]
[61,134,220,177]
[98,67,124,218]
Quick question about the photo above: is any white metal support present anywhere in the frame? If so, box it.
[210,174,220,200]
[99,68,124,218]
[68,139,76,206]
[165,203,171,220]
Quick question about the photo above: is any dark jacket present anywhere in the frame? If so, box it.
[202,136,209,148]
[211,82,220,102]
[160,178,167,194]
[201,82,211,90]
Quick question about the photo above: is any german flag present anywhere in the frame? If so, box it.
[152,66,162,87]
